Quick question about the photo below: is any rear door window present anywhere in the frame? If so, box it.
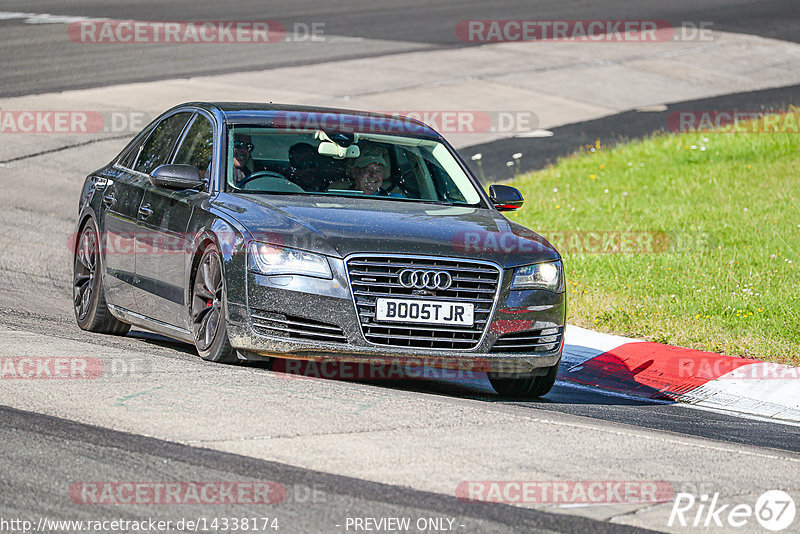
[133,112,192,175]
[117,140,142,169]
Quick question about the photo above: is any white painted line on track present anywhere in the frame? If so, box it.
[0,11,108,24]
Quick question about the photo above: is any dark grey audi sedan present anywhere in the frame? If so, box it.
[73,102,565,397]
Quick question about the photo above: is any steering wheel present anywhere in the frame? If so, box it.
[237,170,290,189]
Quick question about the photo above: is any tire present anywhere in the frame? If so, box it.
[191,243,238,363]
[488,359,560,398]
[73,218,130,335]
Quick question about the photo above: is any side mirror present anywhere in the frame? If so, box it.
[149,164,205,190]
[489,184,524,211]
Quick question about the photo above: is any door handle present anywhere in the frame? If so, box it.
[138,204,153,219]
[103,194,116,207]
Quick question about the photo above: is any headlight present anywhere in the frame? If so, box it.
[511,260,563,291]
[247,242,332,279]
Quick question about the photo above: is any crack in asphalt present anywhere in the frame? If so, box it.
[182,418,521,445]
[0,134,130,165]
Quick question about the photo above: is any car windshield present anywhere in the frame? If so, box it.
[226,126,483,206]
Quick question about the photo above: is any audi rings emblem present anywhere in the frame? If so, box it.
[398,269,453,290]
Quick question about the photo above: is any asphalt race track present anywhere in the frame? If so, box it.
[1,2,799,533]
[4,0,800,179]
[2,0,800,97]
[1,405,649,534]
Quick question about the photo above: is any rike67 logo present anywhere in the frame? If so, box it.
[669,490,796,531]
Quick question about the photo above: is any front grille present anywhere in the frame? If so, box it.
[251,310,347,344]
[346,255,501,349]
[491,327,563,353]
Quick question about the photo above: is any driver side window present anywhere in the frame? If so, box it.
[174,115,214,181]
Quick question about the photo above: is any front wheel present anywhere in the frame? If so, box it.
[488,359,560,398]
[191,243,238,363]
[73,218,130,335]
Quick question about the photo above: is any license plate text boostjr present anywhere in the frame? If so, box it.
[376,298,474,326]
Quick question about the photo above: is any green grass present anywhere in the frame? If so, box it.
[506,115,800,365]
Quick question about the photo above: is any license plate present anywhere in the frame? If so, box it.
[375,298,474,326]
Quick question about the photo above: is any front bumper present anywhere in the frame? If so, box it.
[227,257,565,374]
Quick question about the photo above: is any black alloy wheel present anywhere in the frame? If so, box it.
[73,219,130,335]
[191,244,237,363]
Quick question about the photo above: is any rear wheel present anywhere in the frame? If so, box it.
[191,244,238,363]
[488,359,560,398]
[73,218,130,335]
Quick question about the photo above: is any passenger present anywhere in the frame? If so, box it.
[348,146,393,196]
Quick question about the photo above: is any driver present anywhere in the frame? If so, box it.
[288,142,326,191]
[232,133,254,185]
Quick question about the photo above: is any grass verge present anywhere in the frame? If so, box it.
[507,112,800,365]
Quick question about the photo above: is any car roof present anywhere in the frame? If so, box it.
[178,102,442,139]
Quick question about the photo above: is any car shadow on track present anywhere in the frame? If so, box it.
[123,331,666,407]
[238,356,665,407]
[126,329,198,356]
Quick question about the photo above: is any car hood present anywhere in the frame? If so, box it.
[213,194,559,268]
